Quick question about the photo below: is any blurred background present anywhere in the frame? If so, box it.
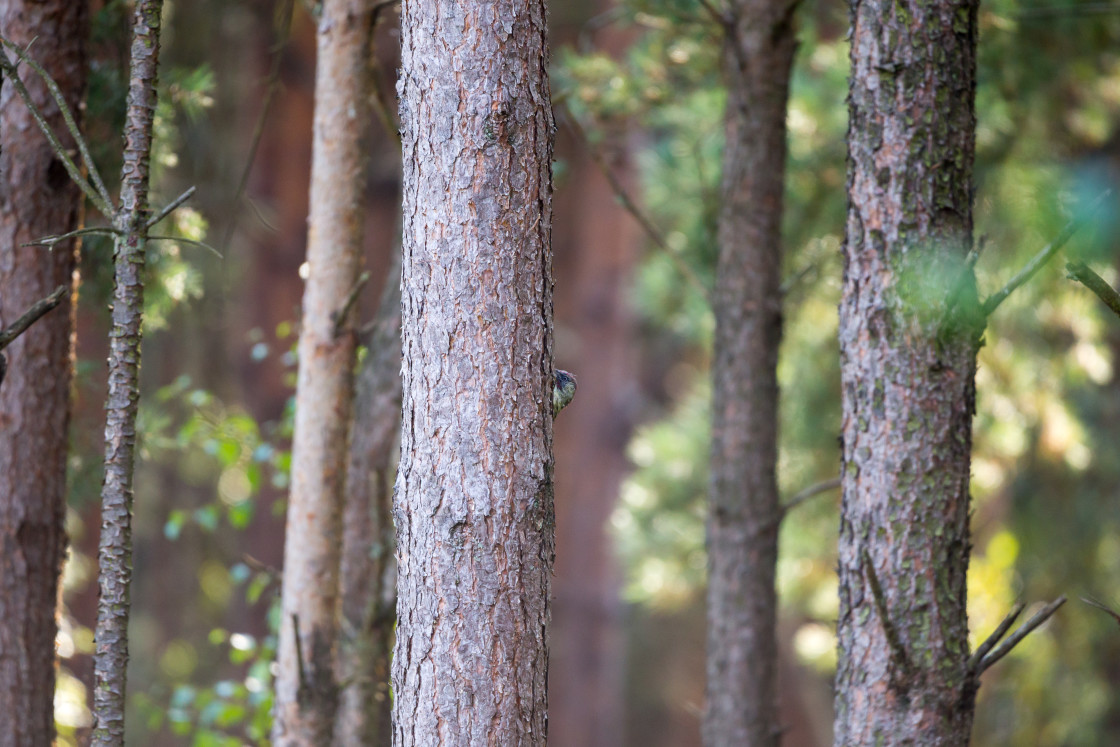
[56,0,1120,744]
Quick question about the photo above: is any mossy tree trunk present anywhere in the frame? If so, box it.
[833,0,981,743]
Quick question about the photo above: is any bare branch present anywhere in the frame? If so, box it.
[779,262,817,296]
[1066,260,1120,319]
[968,602,1025,673]
[1081,595,1120,628]
[367,0,402,149]
[220,0,296,249]
[23,226,121,248]
[780,476,840,516]
[242,553,282,582]
[977,596,1067,674]
[562,111,711,304]
[370,0,401,16]
[148,234,224,259]
[696,0,733,28]
[981,190,1112,318]
[0,41,114,217]
[146,186,197,229]
[333,270,371,338]
[966,235,987,269]
[0,285,67,351]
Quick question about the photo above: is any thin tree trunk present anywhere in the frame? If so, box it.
[704,2,797,746]
[272,0,373,743]
[833,0,980,743]
[0,2,88,744]
[335,242,402,747]
[392,0,556,743]
[92,2,163,744]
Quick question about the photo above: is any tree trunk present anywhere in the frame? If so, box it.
[703,3,796,746]
[0,2,88,744]
[833,0,980,743]
[335,242,402,747]
[92,2,163,744]
[392,0,556,743]
[272,1,373,743]
[548,140,638,747]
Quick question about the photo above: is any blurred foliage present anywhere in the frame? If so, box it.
[558,0,1120,744]
[50,0,1120,743]
[58,3,277,743]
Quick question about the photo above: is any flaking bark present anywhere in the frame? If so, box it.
[703,2,797,746]
[833,0,981,743]
[0,2,88,744]
[272,0,374,743]
[92,2,163,744]
[392,0,557,743]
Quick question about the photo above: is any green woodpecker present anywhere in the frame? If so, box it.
[552,369,577,419]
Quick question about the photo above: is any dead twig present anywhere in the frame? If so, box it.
[0,285,67,352]
[333,271,371,339]
[976,596,1067,674]
[24,226,121,248]
[0,37,113,216]
[1081,595,1120,628]
[981,190,1112,318]
[779,476,840,516]
[562,110,710,304]
[146,185,197,229]
[1066,261,1120,319]
[968,602,1025,672]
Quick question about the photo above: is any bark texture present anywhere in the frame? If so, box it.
[834,0,980,743]
[703,3,796,746]
[0,2,88,744]
[273,1,373,744]
[335,244,402,747]
[393,0,556,743]
[92,2,162,744]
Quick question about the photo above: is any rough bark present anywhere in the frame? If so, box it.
[0,2,88,744]
[335,243,402,747]
[392,0,556,743]
[272,1,373,744]
[703,2,797,746]
[92,2,163,744]
[833,0,980,743]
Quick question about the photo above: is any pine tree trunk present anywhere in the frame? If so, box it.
[92,2,163,744]
[0,2,88,744]
[392,0,556,743]
[272,0,373,743]
[703,3,797,746]
[335,244,402,747]
[833,0,980,743]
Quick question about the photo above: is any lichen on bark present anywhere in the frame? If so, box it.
[833,0,982,744]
